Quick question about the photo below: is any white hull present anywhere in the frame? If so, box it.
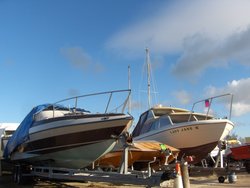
[134,119,234,149]
[28,115,130,143]
[11,139,117,169]
[4,89,133,169]
[134,119,234,163]
[10,116,132,169]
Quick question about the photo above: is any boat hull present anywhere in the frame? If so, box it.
[10,115,133,169]
[11,139,117,169]
[95,140,179,170]
[229,144,250,160]
[134,119,234,164]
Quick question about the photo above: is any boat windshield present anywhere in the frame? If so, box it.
[150,116,172,130]
[159,115,173,128]
[140,115,172,134]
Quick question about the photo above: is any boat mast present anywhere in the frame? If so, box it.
[128,65,131,114]
[146,48,151,108]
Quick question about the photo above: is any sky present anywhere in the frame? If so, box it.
[1,0,250,139]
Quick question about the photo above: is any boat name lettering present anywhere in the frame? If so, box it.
[170,129,180,134]
[170,126,199,134]
[181,127,193,131]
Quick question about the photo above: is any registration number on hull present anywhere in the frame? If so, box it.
[170,125,199,134]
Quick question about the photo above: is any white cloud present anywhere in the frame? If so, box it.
[172,26,250,78]
[205,78,250,116]
[61,47,104,73]
[107,0,250,53]
[106,0,250,76]
[61,47,91,70]
[172,90,191,105]
[68,88,81,97]
[232,103,250,117]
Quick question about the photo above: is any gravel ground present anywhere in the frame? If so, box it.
[189,174,250,188]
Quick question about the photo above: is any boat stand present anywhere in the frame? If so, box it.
[12,162,173,187]
[10,133,180,187]
[12,135,176,187]
[31,166,167,187]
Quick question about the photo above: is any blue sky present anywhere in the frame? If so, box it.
[1,0,250,138]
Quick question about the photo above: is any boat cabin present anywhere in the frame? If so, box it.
[132,106,213,137]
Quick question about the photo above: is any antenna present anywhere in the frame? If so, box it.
[128,65,131,113]
[146,48,151,108]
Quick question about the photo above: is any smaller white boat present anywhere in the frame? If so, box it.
[132,94,234,164]
[4,89,133,169]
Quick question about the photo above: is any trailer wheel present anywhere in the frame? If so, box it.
[218,176,225,183]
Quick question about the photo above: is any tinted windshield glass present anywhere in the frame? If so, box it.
[149,119,160,131]
[159,116,172,128]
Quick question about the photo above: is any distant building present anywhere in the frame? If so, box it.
[0,123,19,158]
[0,123,19,132]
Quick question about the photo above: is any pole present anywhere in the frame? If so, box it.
[181,162,190,188]
[119,135,129,174]
[0,160,2,176]
[146,48,151,108]
[128,65,131,114]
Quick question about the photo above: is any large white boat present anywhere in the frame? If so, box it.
[4,90,133,169]
[132,94,234,164]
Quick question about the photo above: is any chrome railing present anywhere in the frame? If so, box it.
[35,89,131,119]
[55,89,131,114]
[188,93,233,121]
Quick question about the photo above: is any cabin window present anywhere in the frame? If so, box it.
[135,110,156,135]
[142,115,172,133]
[139,121,152,134]
[192,115,198,121]
[149,119,160,131]
[159,116,172,128]
[147,110,155,119]
[138,112,148,125]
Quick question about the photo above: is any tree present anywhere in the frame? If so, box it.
[225,132,244,143]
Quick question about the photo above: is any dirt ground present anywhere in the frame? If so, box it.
[0,170,249,188]
[189,174,250,188]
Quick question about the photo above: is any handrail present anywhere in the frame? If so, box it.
[188,93,233,121]
[105,92,113,114]
[36,89,131,118]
